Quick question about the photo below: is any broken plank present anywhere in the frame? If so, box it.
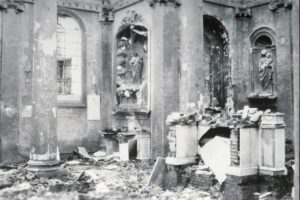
[146,157,166,187]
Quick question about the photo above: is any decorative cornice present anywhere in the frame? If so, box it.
[203,0,271,9]
[235,6,252,18]
[121,10,143,25]
[149,0,181,7]
[99,0,114,23]
[203,0,240,8]
[113,0,143,12]
[0,0,24,13]
[57,1,101,13]
[269,0,292,12]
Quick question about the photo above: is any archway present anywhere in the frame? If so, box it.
[203,15,230,109]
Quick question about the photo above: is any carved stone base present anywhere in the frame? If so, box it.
[226,166,258,176]
[259,166,287,176]
[165,156,196,165]
[27,160,60,176]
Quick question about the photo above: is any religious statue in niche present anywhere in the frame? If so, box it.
[258,49,273,94]
[115,16,148,111]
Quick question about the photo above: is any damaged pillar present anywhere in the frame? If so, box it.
[179,0,204,112]
[151,2,180,158]
[28,0,60,173]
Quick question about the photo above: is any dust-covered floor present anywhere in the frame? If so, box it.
[0,156,217,200]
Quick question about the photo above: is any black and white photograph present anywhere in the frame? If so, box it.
[0,0,299,199]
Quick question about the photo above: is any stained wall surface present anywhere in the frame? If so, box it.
[0,0,296,163]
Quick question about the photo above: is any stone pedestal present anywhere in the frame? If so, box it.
[118,132,136,161]
[258,113,286,176]
[137,130,151,160]
[166,125,198,165]
[227,127,259,176]
[28,0,60,174]
[103,133,119,155]
[223,175,258,200]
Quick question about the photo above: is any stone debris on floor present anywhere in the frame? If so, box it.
[0,155,218,200]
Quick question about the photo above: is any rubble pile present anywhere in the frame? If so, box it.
[0,151,222,200]
[165,106,266,130]
[163,106,294,199]
[187,165,216,191]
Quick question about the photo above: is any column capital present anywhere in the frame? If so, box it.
[149,0,181,8]
[235,7,252,18]
[0,0,24,14]
[99,0,114,24]
[269,0,292,12]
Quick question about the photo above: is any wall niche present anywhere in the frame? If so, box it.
[248,28,277,110]
[250,28,276,97]
[114,12,149,113]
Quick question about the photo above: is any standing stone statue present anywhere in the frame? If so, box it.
[259,49,273,93]
[129,52,143,84]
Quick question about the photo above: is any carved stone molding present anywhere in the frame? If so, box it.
[235,7,252,18]
[121,10,143,25]
[99,0,114,24]
[57,1,101,13]
[149,0,181,7]
[0,0,24,13]
[113,0,143,12]
[269,0,292,12]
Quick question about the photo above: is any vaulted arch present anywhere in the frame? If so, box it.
[204,15,231,109]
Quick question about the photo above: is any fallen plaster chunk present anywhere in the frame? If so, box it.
[259,192,273,200]
[77,147,95,161]
[93,151,106,157]
[65,160,81,165]
[197,165,209,171]
[199,136,230,184]
[96,182,110,194]
[195,170,213,176]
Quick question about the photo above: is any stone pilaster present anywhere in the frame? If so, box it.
[28,0,60,173]
[179,0,204,112]
[292,0,299,198]
[0,3,22,163]
[151,3,180,158]
[100,1,114,129]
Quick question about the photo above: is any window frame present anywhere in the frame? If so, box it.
[56,9,87,108]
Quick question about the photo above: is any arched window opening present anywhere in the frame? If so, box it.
[57,15,83,102]
[204,15,231,109]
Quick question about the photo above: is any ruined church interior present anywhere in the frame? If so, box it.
[0,0,299,199]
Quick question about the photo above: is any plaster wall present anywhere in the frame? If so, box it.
[0,2,104,163]
[55,7,102,153]
[0,0,295,163]
[112,1,181,158]
[203,2,293,139]
[236,5,293,139]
